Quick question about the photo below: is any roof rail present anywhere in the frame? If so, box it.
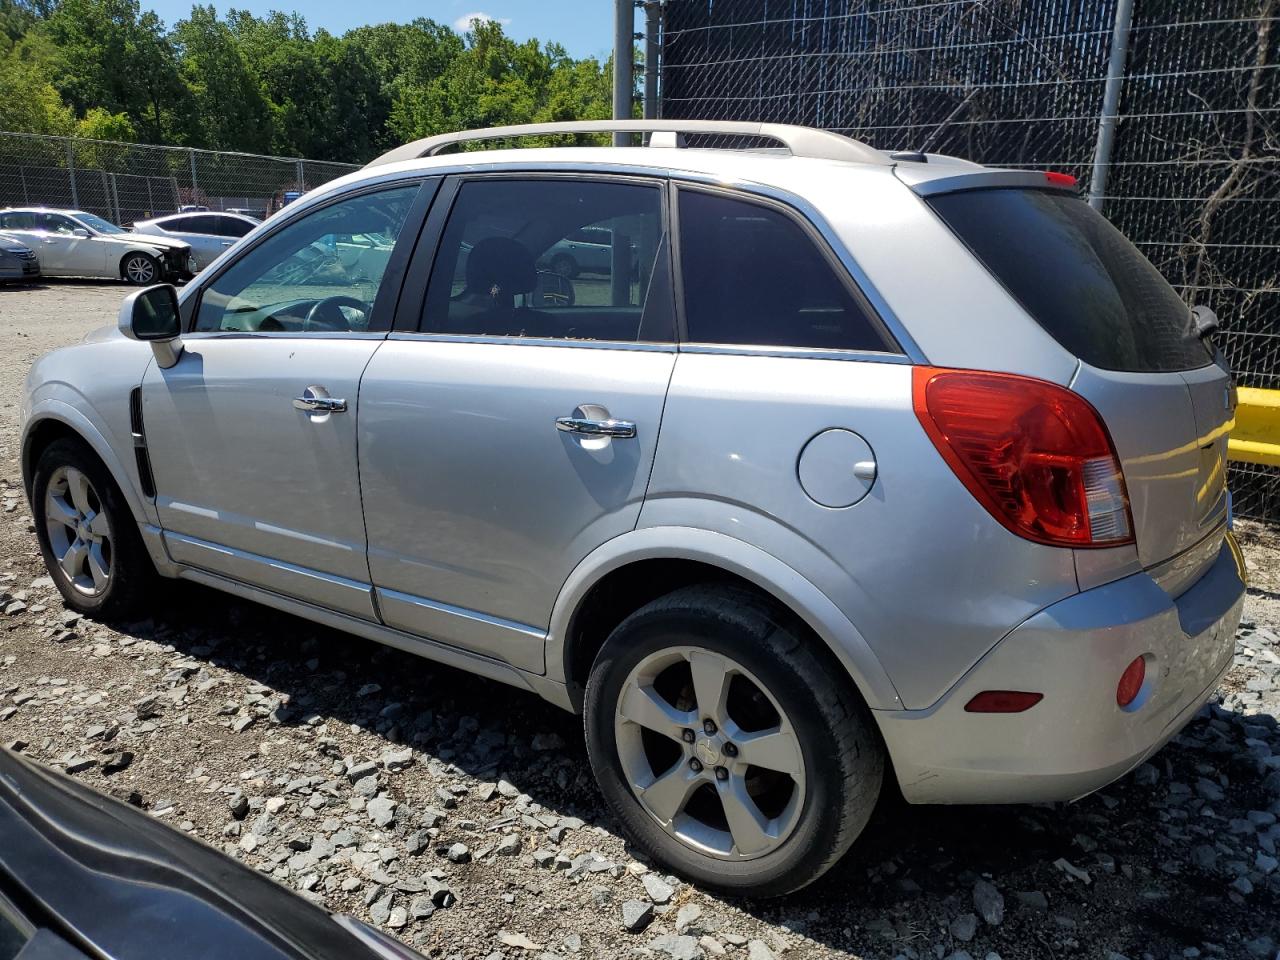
[364,120,890,168]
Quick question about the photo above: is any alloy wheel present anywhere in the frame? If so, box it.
[44,465,113,597]
[613,646,806,860]
[125,255,156,284]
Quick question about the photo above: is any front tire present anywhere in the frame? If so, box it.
[32,437,155,619]
[550,253,578,279]
[584,585,883,896]
[121,252,159,285]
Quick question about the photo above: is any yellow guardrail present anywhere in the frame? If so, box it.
[1229,387,1280,467]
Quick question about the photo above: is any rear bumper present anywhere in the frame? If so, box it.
[877,532,1246,804]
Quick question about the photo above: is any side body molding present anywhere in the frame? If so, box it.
[545,526,904,710]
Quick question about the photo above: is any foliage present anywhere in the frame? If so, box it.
[0,1,617,162]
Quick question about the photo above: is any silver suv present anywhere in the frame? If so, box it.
[20,121,1247,896]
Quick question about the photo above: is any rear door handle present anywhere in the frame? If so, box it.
[556,416,636,439]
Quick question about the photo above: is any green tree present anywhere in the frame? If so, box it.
[172,4,270,152]
[1,4,616,163]
[0,51,75,134]
[33,0,189,142]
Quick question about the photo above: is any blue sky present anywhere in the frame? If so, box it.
[140,0,620,59]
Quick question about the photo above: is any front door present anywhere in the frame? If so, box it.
[359,175,675,672]
[35,213,103,274]
[142,182,426,619]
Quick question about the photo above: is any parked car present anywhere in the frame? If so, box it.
[0,747,424,960]
[0,208,195,284]
[132,211,260,270]
[19,120,1246,897]
[0,232,40,283]
[540,225,631,277]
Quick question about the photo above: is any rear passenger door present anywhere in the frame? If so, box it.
[358,175,675,673]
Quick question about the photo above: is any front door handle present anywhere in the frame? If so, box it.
[556,415,636,439]
[293,385,346,414]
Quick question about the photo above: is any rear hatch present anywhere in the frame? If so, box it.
[924,184,1231,585]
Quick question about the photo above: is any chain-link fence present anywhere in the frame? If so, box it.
[0,132,359,225]
[660,0,1280,521]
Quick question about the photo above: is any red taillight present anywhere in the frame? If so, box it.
[965,690,1043,713]
[1045,171,1077,186]
[913,367,1134,548]
[1117,656,1146,707]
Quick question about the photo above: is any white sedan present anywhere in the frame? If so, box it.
[0,208,196,285]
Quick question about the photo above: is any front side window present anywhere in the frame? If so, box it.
[677,190,889,352]
[194,184,419,334]
[421,178,671,343]
[39,214,80,236]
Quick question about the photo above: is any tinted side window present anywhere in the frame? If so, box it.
[40,214,79,235]
[158,216,192,232]
[928,189,1211,372]
[677,190,888,351]
[218,216,254,238]
[421,178,671,343]
[0,212,36,230]
[194,184,418,334]
[186,215,222,234]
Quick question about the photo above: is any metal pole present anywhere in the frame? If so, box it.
[296,159,305,190]
[612,0,634,145]
[1088,0,1135,212]
[643,1,661,120]
[189,148,199,204]
[66,140,79,209]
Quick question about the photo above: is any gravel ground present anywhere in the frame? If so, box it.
[1,281,1280,960]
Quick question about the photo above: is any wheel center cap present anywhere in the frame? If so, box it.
[694,738,721,766]
[76,523,90,541]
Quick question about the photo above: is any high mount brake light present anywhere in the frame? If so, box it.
[1045,171,1078,186]
[912,367,1135,548]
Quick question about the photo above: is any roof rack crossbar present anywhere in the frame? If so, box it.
[365,120,888,168]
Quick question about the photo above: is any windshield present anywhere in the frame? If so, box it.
[75,213,127,235]
[928,188,1212,373]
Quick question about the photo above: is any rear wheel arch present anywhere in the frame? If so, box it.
[551,534,902,714]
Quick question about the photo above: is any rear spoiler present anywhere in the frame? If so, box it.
[896,167,1082,198]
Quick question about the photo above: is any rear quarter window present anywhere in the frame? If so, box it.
[927,188,1212,373]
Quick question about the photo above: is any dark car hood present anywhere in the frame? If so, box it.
[0,749,378,960]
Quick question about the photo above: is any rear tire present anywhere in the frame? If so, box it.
[121,252,159,285]
[32,437,156,619]
[584,584,883,896]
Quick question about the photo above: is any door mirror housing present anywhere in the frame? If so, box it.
[72,227,91,239]
[1192,304,1219,339]
[119,284,184,368]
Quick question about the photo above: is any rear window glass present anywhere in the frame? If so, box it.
[928,188,1211,373]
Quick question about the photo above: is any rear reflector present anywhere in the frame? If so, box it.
[1117,656,1146,707]
[1045,171,1078,186]
[964,691,1044,713]
[913,367,1135,548]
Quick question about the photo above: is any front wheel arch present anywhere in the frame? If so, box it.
[120,250,161,284]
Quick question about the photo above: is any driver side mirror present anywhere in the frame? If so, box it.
[72,227,91,239]
[119,284,184,368]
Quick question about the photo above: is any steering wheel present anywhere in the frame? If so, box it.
[303,295,370,332]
